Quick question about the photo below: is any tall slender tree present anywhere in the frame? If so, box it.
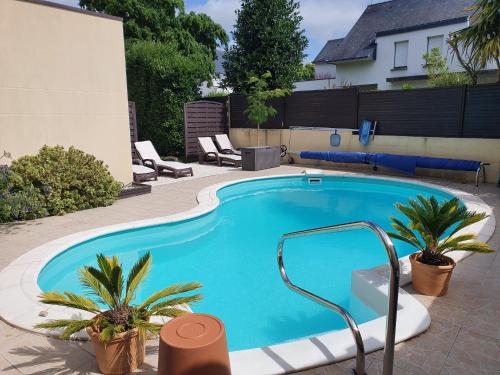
[223,0,308,93]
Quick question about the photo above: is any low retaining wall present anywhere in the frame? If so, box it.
[229,128,500,183]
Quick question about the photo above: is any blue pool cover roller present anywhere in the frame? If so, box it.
[300,151,481,176]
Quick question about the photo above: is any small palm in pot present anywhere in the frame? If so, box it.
[35,252,202,374]
[388,195,493,296]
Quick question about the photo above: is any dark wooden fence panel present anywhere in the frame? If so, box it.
[230,95,285,129]
[128,101,138,159]
[358,87,464,137]
[285,88,358,128]
[463,84,500,138]
[184,100,227,160]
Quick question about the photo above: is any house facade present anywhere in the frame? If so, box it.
[312,0,496,91]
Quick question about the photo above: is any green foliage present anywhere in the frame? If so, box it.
[401,83,413,90]
[452,0,499,81]
[126,40,214,156]
[223,0,308,93]
[244,72,290,126]
[36,252,202,342]
[388,195,493,266]
[9,146,121,217]
[244,72,290,145]
[297,63,316,81]
[0,168,47,222]
[423,48,472,87]
[79,0,228,156]
[203,91,228,98]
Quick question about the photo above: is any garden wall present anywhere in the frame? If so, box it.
[0,0,132,183]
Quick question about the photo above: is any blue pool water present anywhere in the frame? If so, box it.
[39,176,454,351]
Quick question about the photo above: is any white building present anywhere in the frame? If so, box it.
[310,0,496,91]
[200,49,232,96]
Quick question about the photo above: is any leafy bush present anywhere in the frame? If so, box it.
[423,48,472,87]
[9,146,121,217]
[126,40,214,156]
[0,168,47,222]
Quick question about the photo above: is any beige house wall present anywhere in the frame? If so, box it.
[230,128,500,184]
[0,0,132,183]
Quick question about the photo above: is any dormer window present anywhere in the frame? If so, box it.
[394,41,408,69]
[427,35,444,53]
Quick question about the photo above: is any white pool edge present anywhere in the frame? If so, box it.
[0,171,495,375]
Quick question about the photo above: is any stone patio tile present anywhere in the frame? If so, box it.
[0,354,23,374]
[0,333,94,375]
[369,317,461,375]
[440,328,500,375]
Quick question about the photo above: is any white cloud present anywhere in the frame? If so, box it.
[300,0,367,42]
[189,0,240,32]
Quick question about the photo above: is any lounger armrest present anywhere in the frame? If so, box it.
[132,158,143,166]
[205,152,218,158]
[142,159,159,174]
[219,149,235,154]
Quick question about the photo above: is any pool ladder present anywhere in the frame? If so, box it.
[277,221,400,375]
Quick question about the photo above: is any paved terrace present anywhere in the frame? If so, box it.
[1,165,499,375]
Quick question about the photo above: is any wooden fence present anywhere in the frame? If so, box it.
[184,100,228,160]
[227,83,500,138]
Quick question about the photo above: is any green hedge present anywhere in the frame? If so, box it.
[0,146,121,222]
[126,40,214,157]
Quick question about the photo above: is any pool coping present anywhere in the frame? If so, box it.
[0,171,495,375]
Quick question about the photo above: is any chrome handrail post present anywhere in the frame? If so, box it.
[276,221,400,375]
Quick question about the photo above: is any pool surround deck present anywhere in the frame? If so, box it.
[0,170,495,375]
[0,165,498,375]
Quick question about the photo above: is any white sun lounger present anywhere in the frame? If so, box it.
[135,141,193,178]
[198,137,241,167]
[214,134,241,156]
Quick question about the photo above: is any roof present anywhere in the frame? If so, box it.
[313,38,344,63]
[313,0,473,64]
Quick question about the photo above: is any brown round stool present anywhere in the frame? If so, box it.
[158,313,231,375]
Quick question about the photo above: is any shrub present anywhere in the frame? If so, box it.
[0,168,47,222]
[9,146,121,217]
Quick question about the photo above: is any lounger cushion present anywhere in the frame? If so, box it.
[135,140,192,169]
[156,160,193,170]
[132,164,155,174]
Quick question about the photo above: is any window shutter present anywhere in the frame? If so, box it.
[427,35,444,53]
[394,41,408,68]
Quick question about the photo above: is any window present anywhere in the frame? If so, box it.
[394,41,408,69]
[427,35,444,53]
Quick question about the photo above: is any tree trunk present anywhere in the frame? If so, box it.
[257,123,260,146]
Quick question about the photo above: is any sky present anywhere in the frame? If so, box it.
[53,0,383,61]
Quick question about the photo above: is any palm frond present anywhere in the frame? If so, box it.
[79,268,114,308]
[442,241,493,254]
[150,307,188,318]
[38,291,101,313]
[138,282,203,311]
[149,294,203,314]
[124,252,152,305]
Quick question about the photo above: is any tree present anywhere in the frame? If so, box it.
[244,72,290,146]
[423,48,471,87]
[447,35,482,84]
[79,0,228,156]
[452,0,500,82]
[223,0,308,93]
[297,63,316,80]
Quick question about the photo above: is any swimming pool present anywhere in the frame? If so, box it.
[38,175,455,351]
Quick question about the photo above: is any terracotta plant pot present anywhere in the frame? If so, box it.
[87,327,145,375]
[409,253,456,296]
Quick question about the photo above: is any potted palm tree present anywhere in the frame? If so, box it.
[388,195,493,296]
[35,252,202,374]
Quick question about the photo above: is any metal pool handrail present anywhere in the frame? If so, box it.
[276,221,400,375]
